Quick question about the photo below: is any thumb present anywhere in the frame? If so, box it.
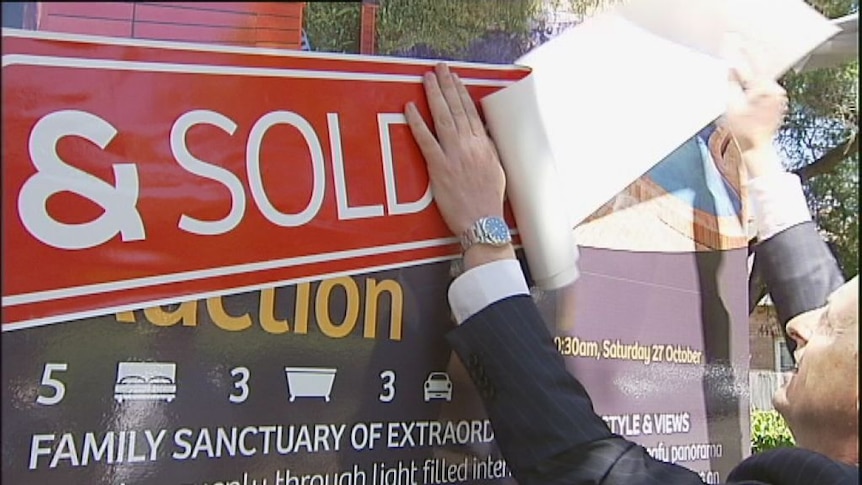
[721,33,756,92]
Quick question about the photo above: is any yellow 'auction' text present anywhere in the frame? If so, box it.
[115,276,404,340]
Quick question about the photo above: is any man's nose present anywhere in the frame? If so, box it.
[785,317,811,351]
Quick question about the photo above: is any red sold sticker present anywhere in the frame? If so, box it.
[1,29,527,329]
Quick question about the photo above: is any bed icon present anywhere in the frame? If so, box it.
[284,367,337,402]
[114,362,177,403]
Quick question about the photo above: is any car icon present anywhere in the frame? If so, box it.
[423,372,453,402]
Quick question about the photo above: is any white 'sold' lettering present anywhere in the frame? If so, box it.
[20,109,430,250]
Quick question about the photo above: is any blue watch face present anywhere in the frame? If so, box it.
[482,217,511,244]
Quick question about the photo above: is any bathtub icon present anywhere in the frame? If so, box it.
[284,367,337,402]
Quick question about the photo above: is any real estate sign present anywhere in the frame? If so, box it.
[2,28,749,485]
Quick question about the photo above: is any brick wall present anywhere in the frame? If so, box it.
[359,1,378,55]
[33,2,306,49]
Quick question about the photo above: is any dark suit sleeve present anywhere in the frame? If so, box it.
[445,295,707,485]
[728,447,860,485]
[755,221,845,351]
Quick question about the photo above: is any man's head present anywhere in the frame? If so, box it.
[773,276,859,464]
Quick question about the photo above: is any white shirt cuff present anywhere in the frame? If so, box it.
[448,259,529,324]
[746,172,811,241]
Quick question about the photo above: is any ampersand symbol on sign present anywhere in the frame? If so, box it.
[18,110,145,250]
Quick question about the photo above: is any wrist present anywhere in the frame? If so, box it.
[741,143,784,179]
[462,244,516,272]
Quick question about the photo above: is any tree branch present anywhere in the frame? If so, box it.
[793,134,859,181]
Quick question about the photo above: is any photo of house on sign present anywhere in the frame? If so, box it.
[113,362,177,403]
[284,367,337,402]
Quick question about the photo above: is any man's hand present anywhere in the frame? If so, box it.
[405,63,506,235]
[722,62,788,152]
[720,59,788,178]
[404,63,515,269]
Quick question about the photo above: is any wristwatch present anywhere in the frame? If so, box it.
[460,216,512,252]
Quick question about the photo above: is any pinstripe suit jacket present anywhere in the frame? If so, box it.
[753,222,846,353]
[446,221,857,484]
